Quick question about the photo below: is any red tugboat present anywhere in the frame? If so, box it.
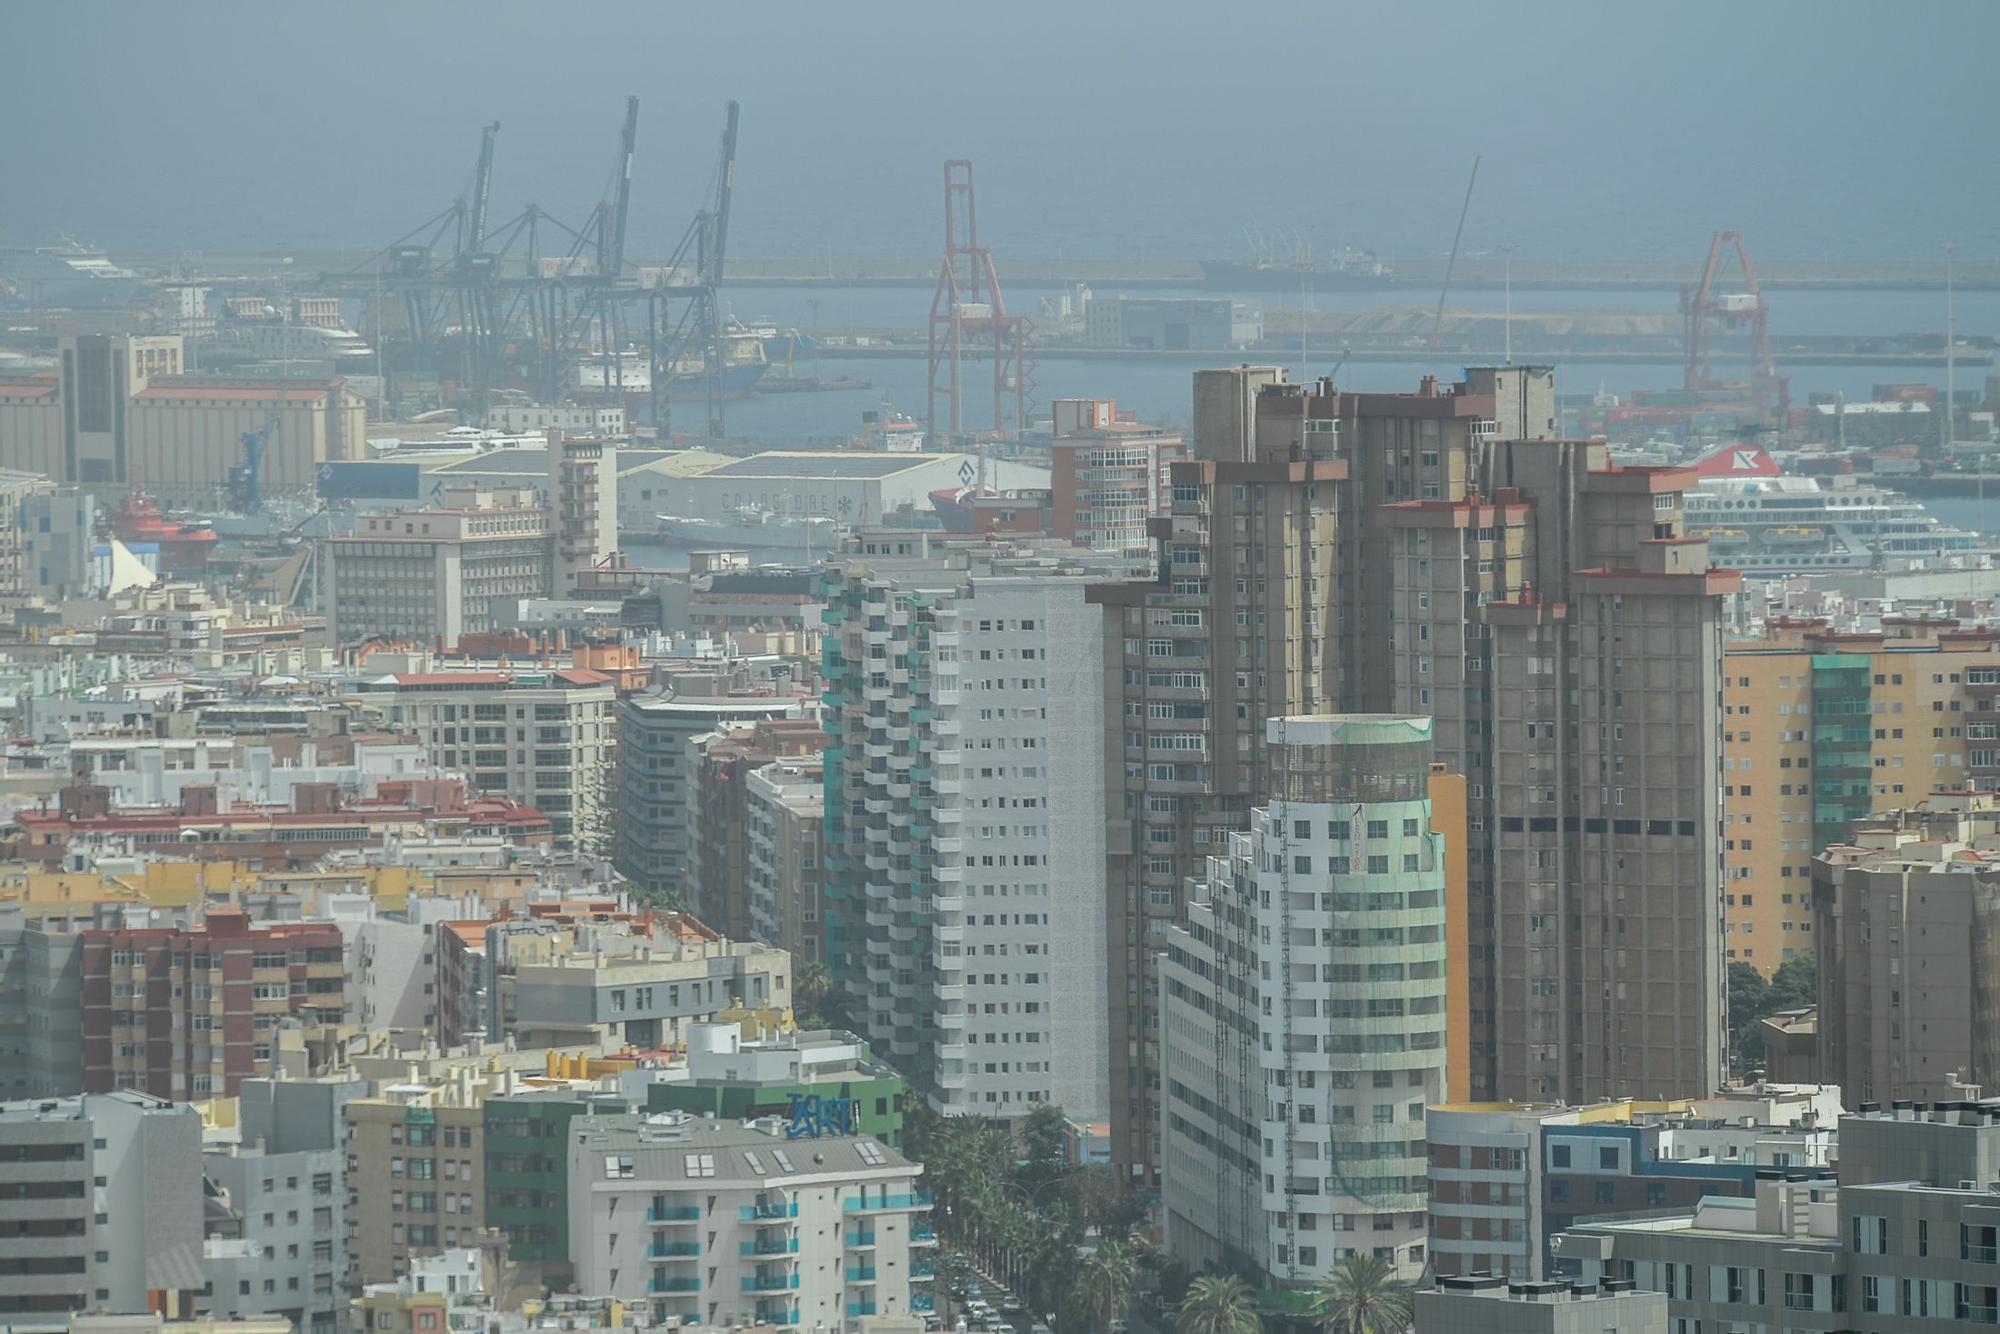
[110,493,218,574]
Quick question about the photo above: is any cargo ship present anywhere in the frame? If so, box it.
[109,494,218,574]
[0,237,146,310]
[574,331,769,397]
[1199,239,1406,292]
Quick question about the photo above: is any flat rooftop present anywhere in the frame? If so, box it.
[579,1112,915,1181]
[698,452,953,480]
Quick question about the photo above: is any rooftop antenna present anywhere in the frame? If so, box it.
[1430,154,1481,349]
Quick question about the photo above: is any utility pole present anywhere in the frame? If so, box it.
[1943,241,1957,454]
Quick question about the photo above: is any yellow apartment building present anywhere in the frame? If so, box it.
[1720,617,2000,971]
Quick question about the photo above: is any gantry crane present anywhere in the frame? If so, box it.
[926,159,1031,444]
[321,97,743,422]
[1682,230,1788,421]
[646,100,741,439]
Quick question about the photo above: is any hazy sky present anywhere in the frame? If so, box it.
[3,0,1993,263]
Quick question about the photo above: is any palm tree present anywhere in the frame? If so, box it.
[1073,1241,1136,1331]
[1174,1273,1262,1334]
[1311,1253,1413,1334]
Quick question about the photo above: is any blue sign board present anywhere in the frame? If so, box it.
[315,460,424,501]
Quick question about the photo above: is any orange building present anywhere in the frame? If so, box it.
[1720,617,2000,972]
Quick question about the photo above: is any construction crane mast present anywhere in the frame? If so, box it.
[926,160,1030,445]
[1682,230,1788,421]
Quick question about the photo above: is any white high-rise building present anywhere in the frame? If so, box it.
[1161,715,1450,1288]
[820,534,1146,1123]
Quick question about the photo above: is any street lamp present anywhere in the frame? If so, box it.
[1943,242,1957,453]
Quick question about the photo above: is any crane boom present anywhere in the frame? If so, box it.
[467,121,499,255]
[708,100,740,287]
[606,96,639,277]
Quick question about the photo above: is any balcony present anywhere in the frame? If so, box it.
[648,1241,700,1258]
[846,1267,878,1283]
[740,1201,800,1221]
[845,1230,876,1248]
[742,1273,802,1294]
[846,1303,877,1319]
[741,1237,800,1257]
[648,1277,700,1293]
[912,1259,936,1278]
[843,1192,933,1212]
[911,1225,937,1246]
[912,1294,936,1314]
[647,1204,700,1222]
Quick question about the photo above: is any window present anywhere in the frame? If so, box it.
[604,1154,634,1179]
[1958,1283,2000,1323]
[1863,1275,1881,1314]
[1551,1144,1572,1169]
[1784,1272,1814,1311]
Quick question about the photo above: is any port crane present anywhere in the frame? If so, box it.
[645,100,741,439]
[228,391,281,514]
[321,98,743,425]
[1682,230,1788,421]
[926,159,1032,444]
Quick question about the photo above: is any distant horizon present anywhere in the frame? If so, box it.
[3,1,1995,268]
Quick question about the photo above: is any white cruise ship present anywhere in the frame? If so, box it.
[1682,443,1989,573]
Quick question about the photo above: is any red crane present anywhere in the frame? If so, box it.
[926,160,1031,445]
[1681,230,1788,420]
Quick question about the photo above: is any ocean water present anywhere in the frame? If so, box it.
[1923,495,2000,537]
[714,281,1998,443]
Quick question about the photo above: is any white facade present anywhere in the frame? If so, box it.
[1160,716,1447,1287]
[351,670,615,850]
[821,542,1132,1124]
[567,1112,932,1332]
[941,577,1110,1121]
[69,737,436,809]
[201,1147,346,1333]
